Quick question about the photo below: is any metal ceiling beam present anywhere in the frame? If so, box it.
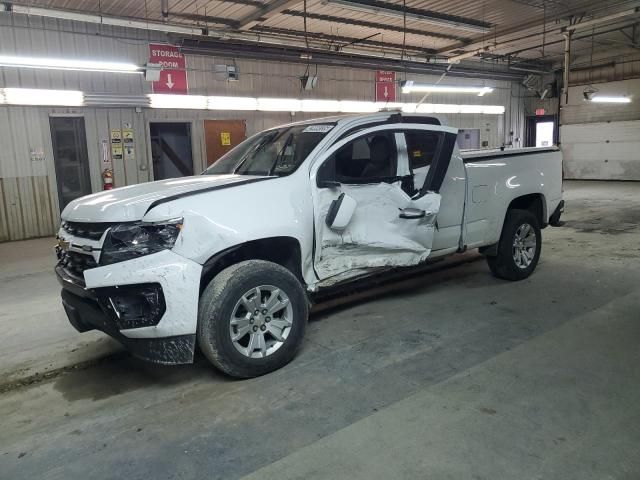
[281,10,467,41]
[322,0,492,33]
[250,25,436,54]
[564,7,640,31]
[178,37,525,81]
[487,20,640,60]
[236,0,303,30]
[439,5,640,59]
[166,11,237,26]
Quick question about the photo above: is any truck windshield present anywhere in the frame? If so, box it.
[203,124,335,176]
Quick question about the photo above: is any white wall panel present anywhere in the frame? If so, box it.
[562,78,640,125]
[561,121,640,180]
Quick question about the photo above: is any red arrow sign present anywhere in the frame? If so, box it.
[376,81,396,102]
[149,43,188,94]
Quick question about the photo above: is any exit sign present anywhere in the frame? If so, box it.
[535,108,546,116]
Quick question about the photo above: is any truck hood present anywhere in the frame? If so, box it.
[61,174,268,223]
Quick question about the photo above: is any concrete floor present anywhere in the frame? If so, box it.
[0,180,639,479]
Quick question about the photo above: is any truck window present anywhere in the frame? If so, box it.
[405,131,442,170]
[203,124,334,177]
[329,132,398,184]
[404,131,444,192]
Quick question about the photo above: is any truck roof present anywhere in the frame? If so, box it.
[273,112,444,130]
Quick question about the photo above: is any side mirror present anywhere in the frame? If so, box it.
[326,193,357,230]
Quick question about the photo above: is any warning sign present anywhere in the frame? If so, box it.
[123,128,134,143]
[220,132,231,146]
[149,43,188,94]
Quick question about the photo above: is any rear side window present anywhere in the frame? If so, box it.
[405,131,442,170]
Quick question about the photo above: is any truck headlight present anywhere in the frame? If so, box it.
[100,219,183,265]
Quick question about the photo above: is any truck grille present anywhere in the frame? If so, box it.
[57,250,98,285]
[62,221,112,241]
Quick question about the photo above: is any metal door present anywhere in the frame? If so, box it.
[50,116,92,210]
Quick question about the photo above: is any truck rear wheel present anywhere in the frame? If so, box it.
[197,260,308,378]
[487,209,541,281]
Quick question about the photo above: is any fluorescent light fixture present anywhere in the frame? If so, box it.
[8,5,205,35]
[338,101,379,113]
[323,0,490,33]
[479,105,506,114]
[590,96,631,103]
[0,88,506,114]
[0,55,141,74]
[257,98,302,111]
[209,96,257,110]
[301,99,341,112]
[410,103,505,114]
[84,94,150,107]
[148,94,207,109]
[3,88,84,106]
[401,81,494,96]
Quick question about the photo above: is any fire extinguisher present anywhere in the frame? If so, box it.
[102,169,114,190]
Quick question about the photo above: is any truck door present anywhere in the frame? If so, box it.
[310,124,455,284]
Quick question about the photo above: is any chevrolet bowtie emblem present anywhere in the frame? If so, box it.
[56,238,70,251]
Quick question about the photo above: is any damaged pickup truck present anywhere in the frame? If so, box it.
[56,112,563,377]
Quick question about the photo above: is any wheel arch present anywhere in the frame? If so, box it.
[481,192,547,257]
[507,192,547,227]
[200,236,305,294]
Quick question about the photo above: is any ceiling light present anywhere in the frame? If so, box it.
[0,88,506,114]
[301,99,341,112]
[209,96,257,110]
[84,94,150,107]
[2,88,84,106]
[0,55,141,74]
[148,94,208,109]
[338,101,380,113]
[401,81,494,96]
[590,96,631,103]
[478,105,506,114]
[323,0,489,33]
[257,98,302,111]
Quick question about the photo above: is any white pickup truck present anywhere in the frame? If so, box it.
[56,112,563,377]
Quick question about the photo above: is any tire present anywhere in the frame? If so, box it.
[487,209,541,281]
[197,260,308,378]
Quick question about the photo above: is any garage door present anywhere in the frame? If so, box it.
[561,120,640,180]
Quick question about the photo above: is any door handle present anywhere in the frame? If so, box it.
[399,208,426,219]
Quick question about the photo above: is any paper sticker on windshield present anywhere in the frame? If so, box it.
[303,125,334,133]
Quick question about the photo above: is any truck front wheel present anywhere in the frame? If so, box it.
[197,260,308,378]
[487,209,541,281]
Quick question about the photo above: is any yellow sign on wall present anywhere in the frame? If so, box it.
[220,132,231,146]
[123,128,134,142]
[110,129,122,143]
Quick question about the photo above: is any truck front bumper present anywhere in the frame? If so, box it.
[56,250,202,365]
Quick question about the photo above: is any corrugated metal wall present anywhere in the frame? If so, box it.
[0,12,525,241]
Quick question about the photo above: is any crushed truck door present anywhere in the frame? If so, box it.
[309,124,455,284]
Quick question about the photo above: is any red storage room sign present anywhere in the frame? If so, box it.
[375,70,396,102]
[149,43,188,94]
